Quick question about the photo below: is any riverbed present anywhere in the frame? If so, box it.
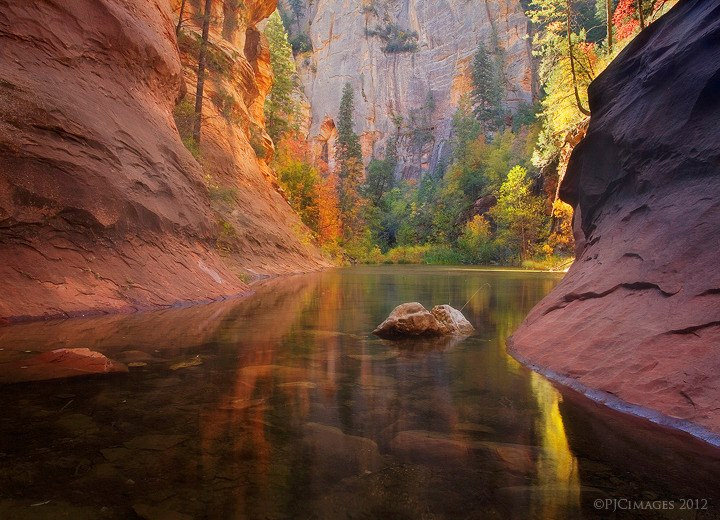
[0,266,718,519]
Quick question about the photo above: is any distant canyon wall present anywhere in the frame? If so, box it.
[287,0,534,178]
[509,0,720,442]
[0,0,327,323]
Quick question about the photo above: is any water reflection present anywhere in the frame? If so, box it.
[0,266,718,519]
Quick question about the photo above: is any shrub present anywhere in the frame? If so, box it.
[173,99,201,159]
[366,24,419,54]
[211,87,237,122]
[249,125,267,159]
[382,245,431,264]
[521,254,573,271]
[423,245,466,265]
[457,215,496,264]
[177,30,233,77]
[216,219,237,253]
[290,32,313,54]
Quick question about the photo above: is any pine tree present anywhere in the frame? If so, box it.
[336,84,363,165]
[264,11,300,143]
[470,42,503,131]
[193,0,212,144]
[335,83,365,237]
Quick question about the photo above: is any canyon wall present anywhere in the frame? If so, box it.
[509,0,720,441]
[0,0,327,323]
[287,0,534,178]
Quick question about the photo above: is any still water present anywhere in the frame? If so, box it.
[1,266,719,519]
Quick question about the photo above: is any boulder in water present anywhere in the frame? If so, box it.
[373,303,474,339]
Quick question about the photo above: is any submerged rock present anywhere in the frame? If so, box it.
[373,303,474,339]
[0,348,127,384]
[302,422,382,476]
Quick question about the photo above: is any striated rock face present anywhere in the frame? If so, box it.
[509,0,720,439]
[0,0,327,322]
[290,0,534,178]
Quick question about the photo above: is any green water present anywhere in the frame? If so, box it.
[0,266,718,519]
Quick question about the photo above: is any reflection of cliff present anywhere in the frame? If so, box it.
[289,0,534,178]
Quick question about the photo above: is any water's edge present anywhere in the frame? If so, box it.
[508,344,720,449]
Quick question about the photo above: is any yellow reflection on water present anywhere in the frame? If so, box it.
[530,371,581,518]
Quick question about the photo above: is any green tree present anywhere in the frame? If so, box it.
[363,140,397,204]
[491,166,547,260]
[451,95,482,162]
[335,83,367,238]
[336,83,363,165]
[471,41,504,131]
[276,154,321,232]
[264,11,300,143]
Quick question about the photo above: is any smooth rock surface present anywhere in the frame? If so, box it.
[373,302,474,339]
[509,0,720,437]
[0,0,327,322]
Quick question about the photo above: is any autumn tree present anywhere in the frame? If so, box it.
[527,0,599,167]
[193,0,212,144]
[613,0,640,40]
[264,11,300,143]
[316,169,342,244]
[566,0,591,116]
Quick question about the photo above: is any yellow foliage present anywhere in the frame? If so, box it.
[547,199,574,254]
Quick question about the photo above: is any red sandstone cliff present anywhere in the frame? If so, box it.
[509,0,720,442]
[0,0,328,322]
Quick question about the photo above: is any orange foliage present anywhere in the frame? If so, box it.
[613,0,639,41]
[274,134,341,245]
[317,165,342,244]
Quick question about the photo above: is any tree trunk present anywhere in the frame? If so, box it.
[175,0,187,36]
[567,0,591,117]
[606,0,613,52]
[637,0,646,30]
[193,0,212,144]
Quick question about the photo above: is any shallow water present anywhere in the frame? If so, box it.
[0,266,718,519]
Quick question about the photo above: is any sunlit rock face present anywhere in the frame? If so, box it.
[288,0,534,178]
[510,0,720,439]
[0,0,326,322]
